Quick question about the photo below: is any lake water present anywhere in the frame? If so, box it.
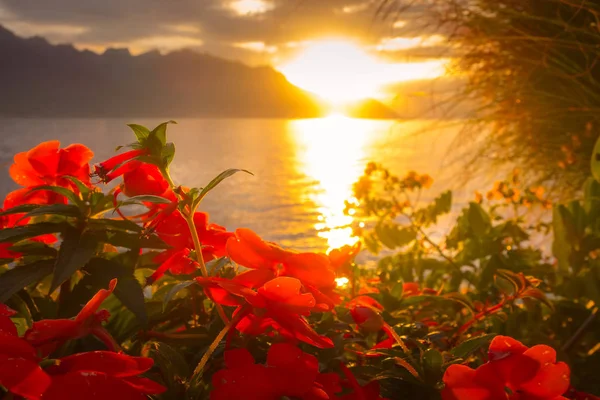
[0,117,494,254]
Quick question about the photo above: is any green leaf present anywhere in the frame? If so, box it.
[591,134,600,182]
[552,205,572,273]
[150,120,177,146]
[0,222,69,243]
[142,341,190,387]
[20,204,82,221]
[467,202,491,236]
[161,142,175,168]
[163,281,196,309]
[50,229,99,293]
[88,218,143,233]
[450,334,496,359]
[0,204,41,217]
[194,169,253,206]
[119,195,173,207]
[63,176,91,197]
[391,281,404,299]
[128,124,151,141]
[67,257,148,324]
[94,230,170,249]
[375,224,416,250]
[8,242,57,257]
[27,185,81,206]
[206,257,230,275]
[519,287,554,310]
[0,259,55,302]
[113,274,148,325]
[422,348,443,375]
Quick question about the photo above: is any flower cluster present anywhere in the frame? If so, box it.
[442,336,570,400]
[0,283,165,400]
[0,123,597,400]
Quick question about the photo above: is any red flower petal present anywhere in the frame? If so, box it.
[224,348,255,369]
[96,149,145,177]
[211,364,275,400]
[441,364,504,400]
[122,163,170,197]
[519,361,570,399]
[259,277,316,314]
[147,249,195,284]
[328,242,361,272]
[0,304,17,317]
[9,152,45,187]
[75,279,117,323]
[24,319,80,348]
[402,282,421,297]
[0,354,51,400]
[226,228,290,270]
[283,252,336,289]
[233,269,277,289]
[42,371,152,400]
[121,376,167,394]
[271,312,333,349]
[57,144,94,184]
[0,334,38,360]
[347,295,384,311]
[0,316,18,337]
[488,335,528,361]
[267,343,320,397]
[26,140,61,178]
[46,351,154,378]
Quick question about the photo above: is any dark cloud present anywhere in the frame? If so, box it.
[0,0,445,64]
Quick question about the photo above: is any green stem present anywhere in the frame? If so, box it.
[161,167,176,188]
[183,210,230,324]
[160,165,229,324]
[191,307,247,379]
[184,212,209,277]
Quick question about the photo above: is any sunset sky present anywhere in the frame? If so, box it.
[0,0,450,101]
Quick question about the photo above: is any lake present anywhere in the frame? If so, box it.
[0,116,494,254]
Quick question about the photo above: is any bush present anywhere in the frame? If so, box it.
[391,0,600,193]
[0,121,598,399]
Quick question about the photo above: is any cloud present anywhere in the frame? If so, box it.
[0,0,448,64]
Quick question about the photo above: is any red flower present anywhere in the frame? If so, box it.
[348,296,385,334]
[226,228,293,270]
[10,141,93,190]
[0,304,165,400]
[42,351,166,400]
[328,242,361,274]
[198,276,334,348]
[146,248,198,284]
[25,279,120,355]
[154,211,233,260]
[442,335,570,400]
[226,229,340,309]
[0,304,51,400]
[0,212,23,259]
[121,162,170,198]
[211,343,341,400]
[1,192,59,246]
[402,282,438,297]
[94,149,147,183]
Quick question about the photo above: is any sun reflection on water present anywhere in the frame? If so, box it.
[289,114,389,250]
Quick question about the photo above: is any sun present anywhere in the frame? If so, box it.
[278,39,447,103]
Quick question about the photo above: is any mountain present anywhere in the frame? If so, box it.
[342,98,399,119]
[0,25,324,118]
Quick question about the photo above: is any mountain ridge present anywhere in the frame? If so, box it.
[0,25,398,119]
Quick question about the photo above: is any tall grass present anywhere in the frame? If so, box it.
[383,0,600,193]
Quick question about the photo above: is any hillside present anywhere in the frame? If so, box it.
[0,25,324,118]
